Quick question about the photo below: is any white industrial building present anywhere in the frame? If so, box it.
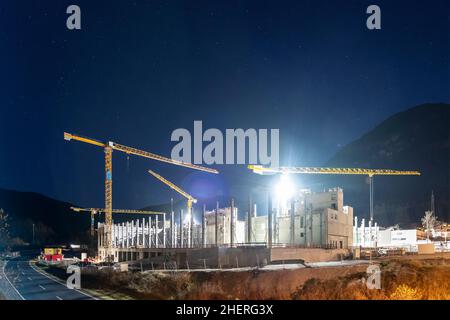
[250,188,353,248]
[98,187,355,262]
[353,217,423,249]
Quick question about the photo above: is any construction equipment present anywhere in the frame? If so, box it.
[64,132,218,261]
[70,207,164,237]
[147,169,197,247]
[248,165,421,221]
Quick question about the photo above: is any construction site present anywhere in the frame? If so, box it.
[63,132,430,269]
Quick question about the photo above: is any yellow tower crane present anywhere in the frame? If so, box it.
[248,165,420,221]
[70,206,165,237]
[64,132,217,260]
[147,169,197,247]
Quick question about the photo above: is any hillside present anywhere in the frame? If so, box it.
[0,188,90,245]
[309,103,450,226]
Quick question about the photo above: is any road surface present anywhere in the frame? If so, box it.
[2,256,96,300]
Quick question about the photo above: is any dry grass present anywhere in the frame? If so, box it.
[71,257,450,300]
[291,258,450,300]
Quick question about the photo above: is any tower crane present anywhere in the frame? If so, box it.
[64,132,218,260]
[70,206,165,237]
[147,169,197,247]
[248,165,420,221]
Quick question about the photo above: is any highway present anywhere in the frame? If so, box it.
[2,255,96,300]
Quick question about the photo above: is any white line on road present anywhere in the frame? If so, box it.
[56,296,63,300]
[28,261,98,300]
[2,260,25,300]
[39,285,46,290]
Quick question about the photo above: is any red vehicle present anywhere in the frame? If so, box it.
[42,248,63,261]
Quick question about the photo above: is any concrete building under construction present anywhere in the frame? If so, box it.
[97,187,354,266]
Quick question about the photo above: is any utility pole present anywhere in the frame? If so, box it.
[32,223,35,245]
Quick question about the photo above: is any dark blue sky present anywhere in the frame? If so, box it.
[0,0,448,209]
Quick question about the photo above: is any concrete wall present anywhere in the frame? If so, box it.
[109,246,270,268]
[270,247,350,263]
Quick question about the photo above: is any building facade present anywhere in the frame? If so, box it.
[251,188,353,248]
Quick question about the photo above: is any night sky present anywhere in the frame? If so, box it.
[0,1,448,210]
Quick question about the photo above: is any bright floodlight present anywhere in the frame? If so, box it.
[274,174,294,200]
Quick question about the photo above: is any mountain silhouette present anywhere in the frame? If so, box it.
[0,188,90,245]
[307,103,449,227]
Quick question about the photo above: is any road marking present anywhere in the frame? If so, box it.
[39,285,46,290]
[2,260,25,300]
[56,296,63,300]
[28,277,32,281]
[28,261,98,300]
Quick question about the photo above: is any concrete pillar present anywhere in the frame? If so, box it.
[114,223,117,248]
[136,219,140,247]
[202,204,206,248]
[290,199,295,245]
[230,198,235,247]
[142,218,145,247]
[118,223,121,248]
[361,218,365,247]
[171,200,175,248]
[117,224,120,248]
[148,216,151,248]
[189,206,193,248]
[121,223,123,248]
[268,193,273,248]
[174,222,178,248]
[111,224,114,248]
[132,220,136,247]
[163,213,166,248]
[126,222,129,248]
[215,201,219,247]
[98,224,101,247]
[247,194,252,243]
[155,214,159,248]
[170,198,174,248]
[180,209,184,248]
